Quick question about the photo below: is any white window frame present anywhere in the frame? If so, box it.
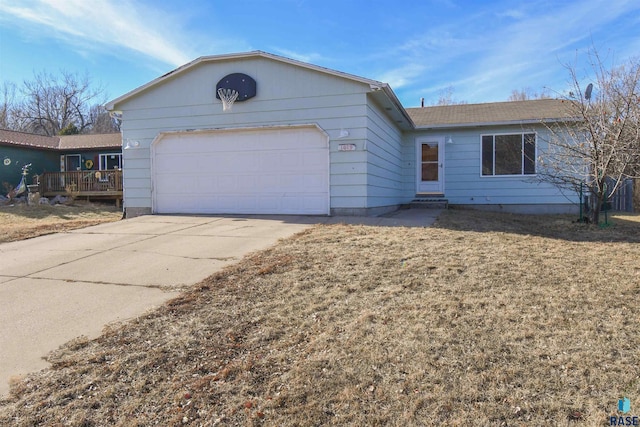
[99,153,122,170]
[480,132,537,177]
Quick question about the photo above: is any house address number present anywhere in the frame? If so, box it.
[338,144,356,151]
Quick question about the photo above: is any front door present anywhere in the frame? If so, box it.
[417,137,444,194]
[65,154,81,171]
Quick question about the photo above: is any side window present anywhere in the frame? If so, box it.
[481,133,536,176]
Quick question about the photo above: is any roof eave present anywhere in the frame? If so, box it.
[0,140,59,150]
[382,85,416,129]
[414,117,579,130]
[58,145,122,151]
[368,84,415,130]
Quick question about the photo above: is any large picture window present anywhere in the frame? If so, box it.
[482,133,536,176]
[99,153,122,170]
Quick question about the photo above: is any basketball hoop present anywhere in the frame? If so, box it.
[217,88,239,112]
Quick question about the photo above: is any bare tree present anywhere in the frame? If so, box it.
[88,104,121,133]
[14,70,105,136]
[508,87,552,101]
[538,50,640,223]
[433,85,467,106]
[0,82,19,130]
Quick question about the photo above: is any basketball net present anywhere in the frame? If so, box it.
[218,88,239,112]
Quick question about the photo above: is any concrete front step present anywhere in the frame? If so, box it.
[410,198,449,209]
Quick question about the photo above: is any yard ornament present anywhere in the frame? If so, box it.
[7,163,31,199]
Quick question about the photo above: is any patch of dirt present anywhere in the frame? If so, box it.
[0,210,638,425]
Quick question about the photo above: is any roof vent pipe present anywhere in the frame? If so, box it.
[421,98,424,108]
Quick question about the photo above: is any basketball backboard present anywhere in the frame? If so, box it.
[215,73,257,102]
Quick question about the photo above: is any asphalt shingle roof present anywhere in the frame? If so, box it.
[0,129,60,150]
[406,98,573,128]
[57,133,122,150]
[0,129,121,150]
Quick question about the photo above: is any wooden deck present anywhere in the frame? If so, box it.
[39,170,123,206]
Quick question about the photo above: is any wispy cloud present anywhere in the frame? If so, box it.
[466,0,639,97]
[382,0,640,103]
[0,0,198,67]
[270,47,326,64]
[375,63,428,89]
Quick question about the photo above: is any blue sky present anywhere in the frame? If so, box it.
[0,0,638,107]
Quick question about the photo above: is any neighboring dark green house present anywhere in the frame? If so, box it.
[0,130,122,191]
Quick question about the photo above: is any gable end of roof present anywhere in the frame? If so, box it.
[106,51,386,111]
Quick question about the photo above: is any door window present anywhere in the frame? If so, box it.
[421,143,439,181]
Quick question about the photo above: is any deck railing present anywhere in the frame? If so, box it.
[39,170,123,196]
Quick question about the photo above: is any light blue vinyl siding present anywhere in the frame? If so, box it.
[114,56,375,211]
[412,125,579,207]
[401,134,418,197]
[364,99,412,208]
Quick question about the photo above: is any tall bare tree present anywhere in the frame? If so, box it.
[88,104,121,133]
[538,51,640,223]
[14,70,106,136]
[0,82,19,130]
[433,85,467,106]
[508,87,551,101]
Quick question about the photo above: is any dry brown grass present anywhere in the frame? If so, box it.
[0,209,639,426]
[0,202,122,243]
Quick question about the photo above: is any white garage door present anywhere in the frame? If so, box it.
[152,126,329,215]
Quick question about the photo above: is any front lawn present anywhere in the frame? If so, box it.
[1,209,638,425]
[0,202,122,243]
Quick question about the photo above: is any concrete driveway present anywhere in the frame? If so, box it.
[0,214,321,397]
[0,209,441,397]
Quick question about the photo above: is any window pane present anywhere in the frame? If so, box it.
[421,163,438,181]
[421,143,438,162]
[481,135,494,175]
[495,134,522,175]
[524,133,536,174]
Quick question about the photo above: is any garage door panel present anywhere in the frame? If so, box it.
[174,139,201,153]
[195,154,215,171]
[224,197,239,211]
[235,175,255,190]
[279,153,301,169]
[156,175,192,193]
[258,152,280,169]
[195,176,215,192]
[244,152,262,170]
[259,175,279,191]
[304,154,327,168]
[235,196,257,211]
[153,127,329,215]
[157,194,199,212]
[155,154,183,172]
[299,195,327,212]
[302,174,327,191]
[216,175,237,192]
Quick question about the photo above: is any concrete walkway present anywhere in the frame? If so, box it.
[0,209,442,397]
[333,208,442,227]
